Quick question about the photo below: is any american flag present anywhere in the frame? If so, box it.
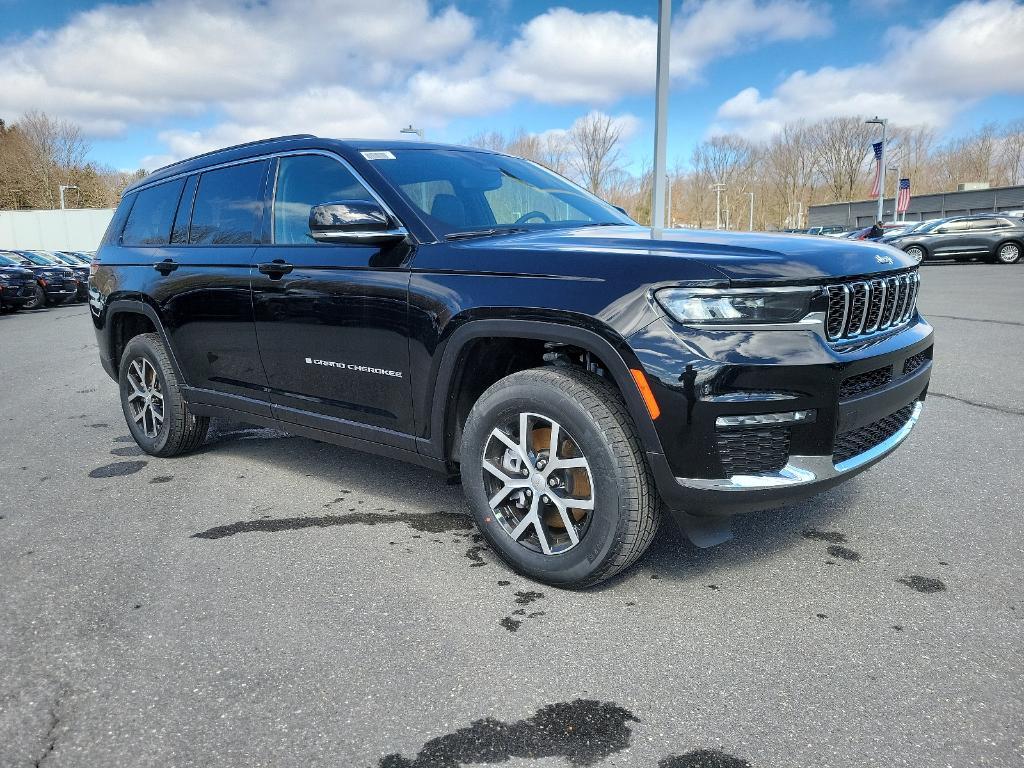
[897,178,911,213]
[869,141,883,197]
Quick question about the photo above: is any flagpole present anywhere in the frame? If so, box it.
[890,165,899,224]
[866,116,887,222]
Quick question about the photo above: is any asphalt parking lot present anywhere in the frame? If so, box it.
[1,263,1022,768]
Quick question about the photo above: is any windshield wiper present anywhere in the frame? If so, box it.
[445,227,529,241]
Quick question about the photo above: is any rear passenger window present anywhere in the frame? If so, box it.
[121,180,185,246]
[189,162,266,245]
[273,154,376,244]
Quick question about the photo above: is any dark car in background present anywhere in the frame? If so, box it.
[0,255,39,313]
[47,251,92,301]
[884,215,1024,264]
[2,250,78,308]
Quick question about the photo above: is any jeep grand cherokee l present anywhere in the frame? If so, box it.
[0,251,77,309]
[91,135,933,587]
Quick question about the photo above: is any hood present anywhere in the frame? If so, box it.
[0,266,34,278]
[469,225,915,283]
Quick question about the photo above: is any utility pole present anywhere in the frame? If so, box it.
[59,184,78,210]
[650,0,671,232]
[712,183,725,230]
[888,165,900,222]
[748,191,754,231]
[866,116,887,222]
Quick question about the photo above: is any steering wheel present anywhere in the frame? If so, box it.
[513,210,551,225]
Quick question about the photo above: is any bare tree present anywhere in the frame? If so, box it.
[569,112,623,195]
[809,116,876,202]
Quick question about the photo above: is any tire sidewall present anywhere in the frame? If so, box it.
[997,241,1021,264]
[118,337,175,454]
[461,377,631,586]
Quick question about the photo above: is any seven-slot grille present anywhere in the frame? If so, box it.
[825,271,920,341]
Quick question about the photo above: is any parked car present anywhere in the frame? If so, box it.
[47,251,92,301]
[805,225,847,236]
[883,214,1024,264]
[0,251,77,308]
[91,135,932,587]
[0,255,39,313]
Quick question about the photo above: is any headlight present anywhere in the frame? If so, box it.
[655,288,815,325]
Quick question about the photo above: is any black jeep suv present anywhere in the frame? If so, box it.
[1,251,78,309]
[91,135,933,587]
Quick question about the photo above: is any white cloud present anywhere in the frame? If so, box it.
[711,0,1024,139]
[1,0,829,165]
[490,0,829,104]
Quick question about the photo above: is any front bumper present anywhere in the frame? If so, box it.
[629,314,933,517]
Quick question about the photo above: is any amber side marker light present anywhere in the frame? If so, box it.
[630,368,661,420]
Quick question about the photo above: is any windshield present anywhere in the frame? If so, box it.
[367,149,633,237]
[20,251,59,266]
[0,253,30,266]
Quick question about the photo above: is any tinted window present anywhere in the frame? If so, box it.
[938,220,970,233]
[273,155,375,244]
[189,162,266,245]
[170,175,198,244]
[121,179,185,246]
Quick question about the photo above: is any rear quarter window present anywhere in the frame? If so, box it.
[189,161,267,245]
[121,180,186,246]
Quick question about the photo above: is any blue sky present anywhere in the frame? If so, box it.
[2,0,1022,171]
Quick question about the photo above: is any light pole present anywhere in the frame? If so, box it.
[711,183,725,230]
[650,0,671,231]
[747,191,754,231]
[59,184,78,210]
[887,164,900,223]
[665,175,672,227]
[400,125,424,140]
[865,116,887,223]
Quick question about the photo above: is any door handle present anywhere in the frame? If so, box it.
[258,260,294,278]
[154,259,178,275]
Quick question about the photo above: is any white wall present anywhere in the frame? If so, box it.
[0,208,115,251]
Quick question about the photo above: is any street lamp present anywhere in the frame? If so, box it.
[650,0,671,231]
[747,191,755,231]
[865,116,887,223]
[887,164,900,223]
[711,183,726,230]
[59,184,78,210]
[400,124,424,140]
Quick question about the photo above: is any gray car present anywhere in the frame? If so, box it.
[884,215,1024,264]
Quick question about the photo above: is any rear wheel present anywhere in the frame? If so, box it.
[904,245,926,263]
[996,241,1021,264]
[119,333,209,457]
[461,367,660,588]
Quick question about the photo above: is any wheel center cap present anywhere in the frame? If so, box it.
[530,473,547,492]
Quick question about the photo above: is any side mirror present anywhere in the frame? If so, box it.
[308,200,407,244]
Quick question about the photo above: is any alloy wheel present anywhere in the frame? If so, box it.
[905,246,924,263]
[998,243,1020,264]
[481,412,594,555]
[126,357,165,438]
[24,285,44,310]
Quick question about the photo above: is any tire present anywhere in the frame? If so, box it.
[460,366,660,588]
[118,333,209,457]
[904,245,926,264]
[23,284,45,310]
[995,241,1021,265]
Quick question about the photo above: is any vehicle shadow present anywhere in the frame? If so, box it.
[188,419,864,590]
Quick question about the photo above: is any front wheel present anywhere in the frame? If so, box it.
[23,285,45,310]
[904,245,926,264]
[996,242,1021,264]
[119,333,209,457]
[460,367,660,588]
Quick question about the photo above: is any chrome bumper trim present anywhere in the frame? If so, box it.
[679,401,923,492]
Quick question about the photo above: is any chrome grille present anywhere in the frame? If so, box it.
[825,271,919,342]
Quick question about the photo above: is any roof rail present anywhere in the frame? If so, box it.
[149,133,317,176]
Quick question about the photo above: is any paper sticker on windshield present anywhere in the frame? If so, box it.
[361,151,396,160]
